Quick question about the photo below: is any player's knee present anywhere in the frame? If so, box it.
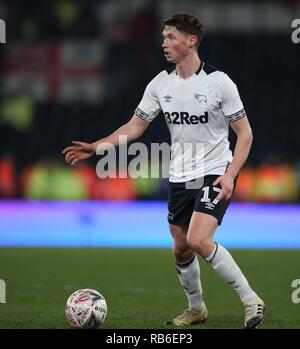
[186,235,212,257]
[172,244,192,261]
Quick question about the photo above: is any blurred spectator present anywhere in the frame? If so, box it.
[20,160,88,200]
[252,162,298,203]
[52,0,99,38]
[99,177,137,200]
[233,167,256,202]
[0,155,16,197]
[1,94,35,132]
[129,2,158,64]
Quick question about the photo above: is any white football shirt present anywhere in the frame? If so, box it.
[135,62,246,182]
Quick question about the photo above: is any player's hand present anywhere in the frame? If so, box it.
[212,173,235,202]
[62,141,95,166]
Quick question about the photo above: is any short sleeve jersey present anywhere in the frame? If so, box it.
[135,62,246,182]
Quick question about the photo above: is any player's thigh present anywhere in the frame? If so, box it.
[168,180,197,227]
[187,212,218,245]
[193,175,233,226]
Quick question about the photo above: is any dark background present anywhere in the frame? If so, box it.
[0,0,299,201]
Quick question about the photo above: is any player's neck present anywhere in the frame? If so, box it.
[176,53,201,80]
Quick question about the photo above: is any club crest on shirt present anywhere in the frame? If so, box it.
[168,211,175,220]
[194,94,207,103]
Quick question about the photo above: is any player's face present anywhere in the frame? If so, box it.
[162,26,193,63]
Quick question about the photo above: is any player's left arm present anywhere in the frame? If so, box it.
[213,116,253,201]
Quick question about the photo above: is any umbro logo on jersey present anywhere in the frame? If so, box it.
[194,94,207,103]
[164,95,172,102]
[165,111,208,125]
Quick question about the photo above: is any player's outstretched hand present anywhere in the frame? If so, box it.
[62,141,95,166]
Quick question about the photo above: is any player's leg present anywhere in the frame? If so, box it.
[165,223,208,326]
[167,180,206,314]
[170,223,204,311]
[188,176,266,328]
[188,211,260,304]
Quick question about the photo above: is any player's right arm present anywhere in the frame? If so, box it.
[62,114,150,166]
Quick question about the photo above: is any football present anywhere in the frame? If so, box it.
[65,288,107,328]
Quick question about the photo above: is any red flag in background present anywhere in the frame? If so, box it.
[4,41,105,103]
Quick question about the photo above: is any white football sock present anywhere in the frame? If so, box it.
[206,243,258,302]
[175,255,204,312]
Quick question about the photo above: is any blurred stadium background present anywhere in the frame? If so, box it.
[1,0,300,330]
[0,0,300,248]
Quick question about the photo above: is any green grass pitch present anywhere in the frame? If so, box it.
[0,248,300,329]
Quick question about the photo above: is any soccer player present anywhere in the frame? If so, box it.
[62,13,266,329]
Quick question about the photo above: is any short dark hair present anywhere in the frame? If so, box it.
[163,13,204,46]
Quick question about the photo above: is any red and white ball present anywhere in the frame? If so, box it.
[65,289,107,328]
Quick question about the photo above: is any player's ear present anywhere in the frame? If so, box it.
[188,34,198,48]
